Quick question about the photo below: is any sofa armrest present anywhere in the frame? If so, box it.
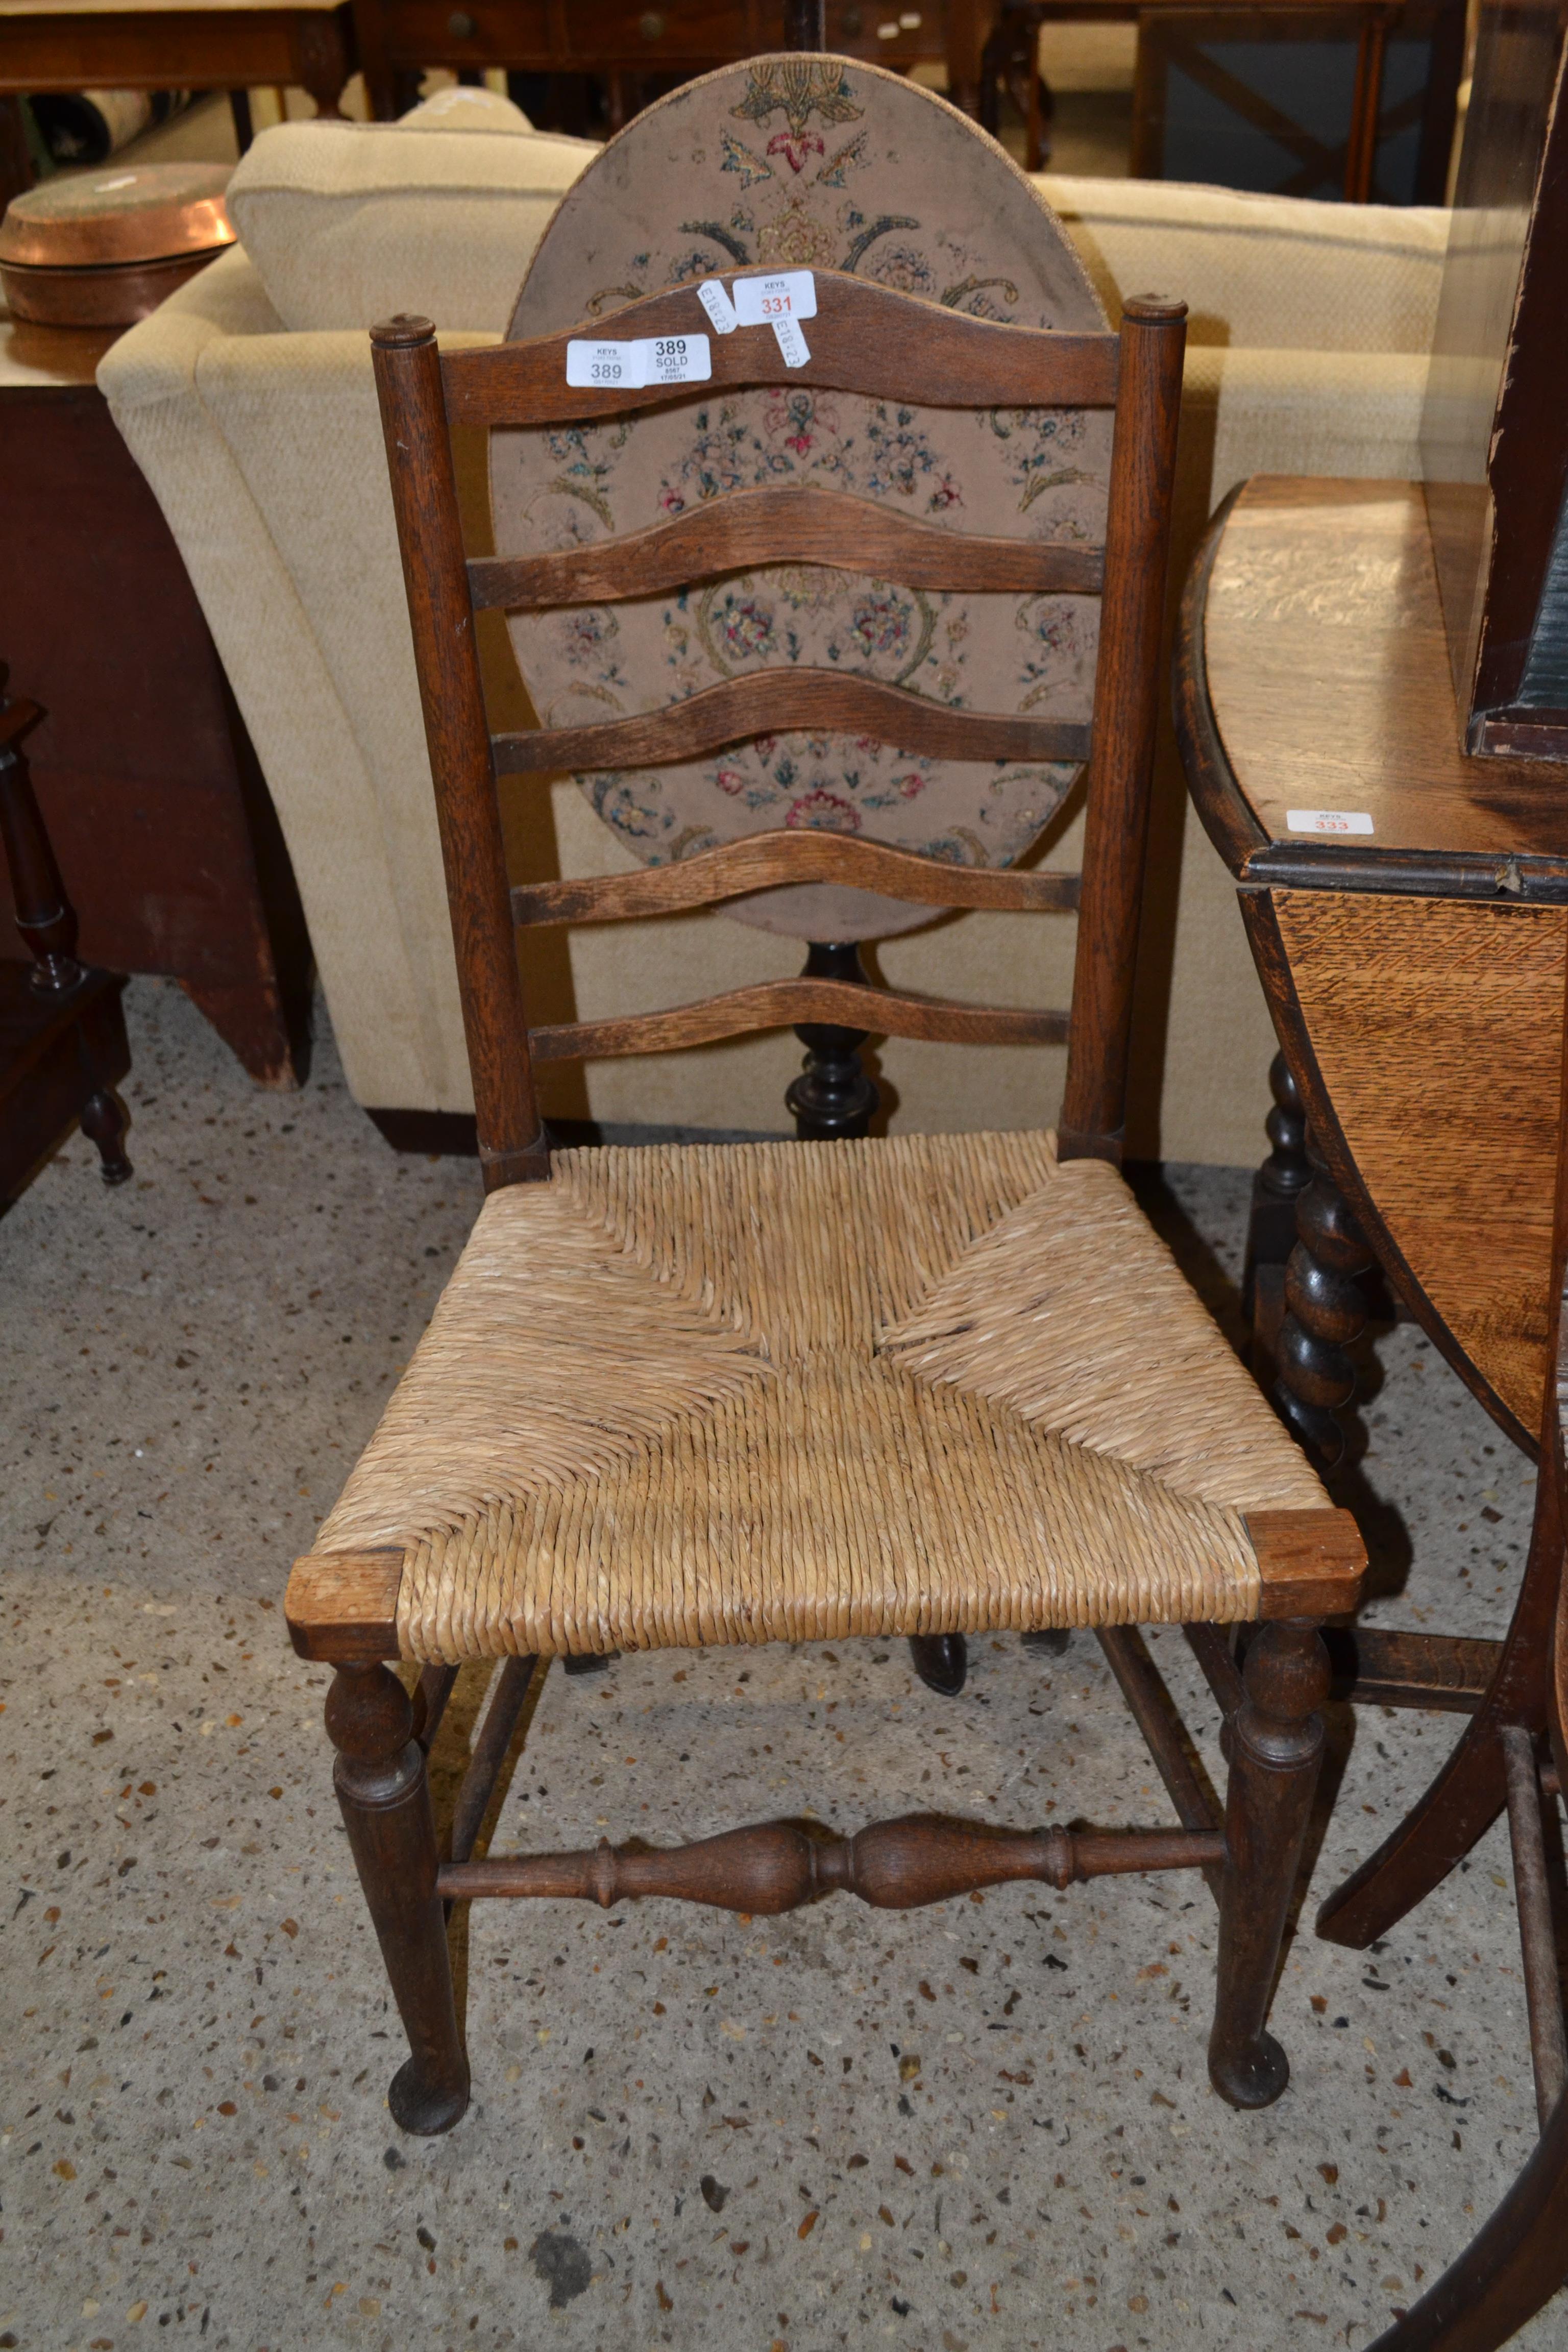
[99,250,488,1111]
[1040,173,1448,356]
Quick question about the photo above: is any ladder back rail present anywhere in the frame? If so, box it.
[439,271,1121,427]
[529,979,1069,1064]
[467,486,1106,610]
[510,833,1082,927]
[493,671,1091,776]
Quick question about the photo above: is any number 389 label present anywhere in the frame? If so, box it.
[644,334,710,386]
[565,339,640,388]
[565,333,712,389]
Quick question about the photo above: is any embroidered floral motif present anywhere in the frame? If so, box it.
[705,590,783,668]
[865,243,937,297]
[860,405,962,513]
[985,407,1097,517]
[816,131,868,187]
[718,128,772,190]
[763,387,838,460]
[768,130,825,174]
[587,774,670,842]
[559,608,618,668]
[786,787,861,832]
[757,200,839,268]
[847,591,913,663]
[1016,596,1097,711]
[494,58,1111,941]
[941,273,1021,318]
[731,60,864,137]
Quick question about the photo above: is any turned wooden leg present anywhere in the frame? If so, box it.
[1209,1619,1330,2108]
[1273,1126,1374,1470]
[80,1087,131,1185]
[786,941,879,1142]
[1244,1049,1310,1358]
[326,1662,469,2135]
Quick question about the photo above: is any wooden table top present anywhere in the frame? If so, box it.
[0,0,344,16]
[1181,476,1568,900]
[0,304,118,390]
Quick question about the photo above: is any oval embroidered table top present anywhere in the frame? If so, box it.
[490,54,1109,942]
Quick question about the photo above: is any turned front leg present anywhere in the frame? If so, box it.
[1209,1620,1330,2109]
[326,1662,469,2135]
[1273,1128,1373,1470]
[81,1088,132,1186]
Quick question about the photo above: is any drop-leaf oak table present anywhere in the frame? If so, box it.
[1177,470,1568,2350]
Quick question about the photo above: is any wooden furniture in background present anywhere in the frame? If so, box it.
[1424,0,1568,758]
[1183,480,1568,1459]
[1130,0,1465,203]
[0,308,312,1088]
[354,0,995,127]
[1177,472,1568,2350]
[0,685,131,1203]
[0,0,355,187]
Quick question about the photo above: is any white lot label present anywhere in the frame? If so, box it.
[643,332,712,386]
[734,269,817,325]
[1286,808,1375,835]
[566,339,645,389]
[566,334,711,389]
[770,315,812,369]
[697,278,739,334]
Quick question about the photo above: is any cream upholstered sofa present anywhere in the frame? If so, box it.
[99,90,1448,1160]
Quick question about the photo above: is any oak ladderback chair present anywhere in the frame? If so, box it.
[284,55,1366,2139]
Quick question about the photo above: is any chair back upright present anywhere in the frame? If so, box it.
[370,268,1186,1189]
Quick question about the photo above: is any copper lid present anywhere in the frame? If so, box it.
[0,163,234,271]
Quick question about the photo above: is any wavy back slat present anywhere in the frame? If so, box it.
[511,834,1082,928]
[371,289,1185,1188]
[439,271,1120,427]
[530,981,1070,1066]
[493,672,1091,777]
[468,485,1106,611]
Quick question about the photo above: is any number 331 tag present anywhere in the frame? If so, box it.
[732,270,818,325]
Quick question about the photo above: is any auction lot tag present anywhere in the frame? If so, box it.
[697,278,740,333]
[643,332,712,386]
[1286,808,1374,835]
[733,269,817,325]
[566,334,710,389]
[770,315,812,369]
[566,338,645,388]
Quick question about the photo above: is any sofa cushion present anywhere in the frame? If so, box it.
[1037,173,1448,354]
[225,94,596,333]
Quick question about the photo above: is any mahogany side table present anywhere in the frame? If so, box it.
[1,690,132,1203]
[0,306,311,1087]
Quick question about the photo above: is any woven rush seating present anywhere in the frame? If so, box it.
[293,1129,1337,1665]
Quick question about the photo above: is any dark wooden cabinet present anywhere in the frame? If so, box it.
[0,314,312,1086]
[1423,0,1568,758]
[354,0,993,120]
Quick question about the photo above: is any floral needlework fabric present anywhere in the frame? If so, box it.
[489,55,1110,941]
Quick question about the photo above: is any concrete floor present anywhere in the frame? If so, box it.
[1,979,1561,2351]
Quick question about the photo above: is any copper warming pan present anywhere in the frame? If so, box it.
[0,163,235,328]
